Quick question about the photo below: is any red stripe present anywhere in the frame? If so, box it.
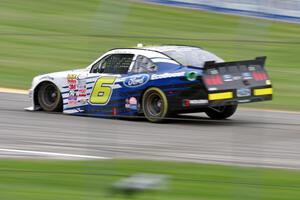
[113,107,117,116]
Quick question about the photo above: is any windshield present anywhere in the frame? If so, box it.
[162,47,224,68]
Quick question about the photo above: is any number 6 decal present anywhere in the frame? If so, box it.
[90,76,117,105]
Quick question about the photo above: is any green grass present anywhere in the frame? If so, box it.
[0,0,300,110]
[1,159,300,200]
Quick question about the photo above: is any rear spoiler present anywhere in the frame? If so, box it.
[204,56,267,70]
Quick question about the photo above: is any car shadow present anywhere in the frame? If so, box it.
[28,110,248,127]
[117,113,245,126]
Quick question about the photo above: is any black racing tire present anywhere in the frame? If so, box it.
[205,105,237,120]
[142,87,169,123]
[37,82,63,112]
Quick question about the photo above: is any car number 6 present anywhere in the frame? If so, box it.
[90,76,117,105]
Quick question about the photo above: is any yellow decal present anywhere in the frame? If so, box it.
[67,74,77,80]
[208,92,233,101]
[90,76,117,105]
[254,88,273,96]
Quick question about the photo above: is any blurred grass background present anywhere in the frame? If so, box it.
[1,159,300,200]
[0,0,299,110]
[1,1,300,199]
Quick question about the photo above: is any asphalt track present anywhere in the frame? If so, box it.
[0,92,300,169]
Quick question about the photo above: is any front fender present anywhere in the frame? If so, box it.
[29,75,65,111]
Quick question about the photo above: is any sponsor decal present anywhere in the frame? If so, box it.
[77,79,86,89]
[248,65,259,71]
[68,79,76,90]
[68,74,77,90]
[238,99,251,103]
[185,71,198,81]
[209,69,219,75]
[112,84,122,89]
[125,97,138,110]
[68,91,77,105]
[242,72,253,80]
[124,74,149,87]
[189,99,208,105]
[67,74,77,80]
[77,78,87,97]
[68,100,77,106]
[208,87,218,91]
[67,74,78,105]
[68,95,77,101]
[223,74,233,82]
[80,98,87,104]
[78,89,87,97]
[237,88,251,97]
[232,76,242,81]
[69,90,76,96]
[151,72,185,80]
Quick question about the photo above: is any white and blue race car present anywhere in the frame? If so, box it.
[27,45,273,122]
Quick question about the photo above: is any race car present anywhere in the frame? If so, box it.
[26,45,273,122]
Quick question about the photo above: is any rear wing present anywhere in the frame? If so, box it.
[201,56,272,104]
[204,56,266,70]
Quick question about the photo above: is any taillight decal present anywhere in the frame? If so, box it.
[253,72,268,81]
[204,75,223,85]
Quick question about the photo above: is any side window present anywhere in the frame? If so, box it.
[132,55,157,74]
[91,54,134,74]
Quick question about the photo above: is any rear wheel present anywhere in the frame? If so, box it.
[142,88,169,122]
[37,82,62,112]
[205,105,237,120]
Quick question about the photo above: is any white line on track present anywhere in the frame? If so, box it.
[0,148,110,160]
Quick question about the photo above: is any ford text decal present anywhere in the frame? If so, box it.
[124,74,150,88]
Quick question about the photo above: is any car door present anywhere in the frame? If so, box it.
[87,53,135,108]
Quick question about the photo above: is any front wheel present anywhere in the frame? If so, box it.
[37,82,63,112]
[142,88,169,122]
[205,105,237,120]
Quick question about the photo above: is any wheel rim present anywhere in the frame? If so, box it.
[146,92,164,117]
[43,84,58,106]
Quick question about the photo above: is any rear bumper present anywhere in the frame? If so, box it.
[208,94,272,107]
[168,86,272,113]
[207,86,273,107]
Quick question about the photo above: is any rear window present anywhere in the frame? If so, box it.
[162,47,223,68]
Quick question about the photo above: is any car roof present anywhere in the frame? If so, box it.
[107,45,203,57]
[106,48,170,59]
[143,45,202,52]
[108,45,204,59]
